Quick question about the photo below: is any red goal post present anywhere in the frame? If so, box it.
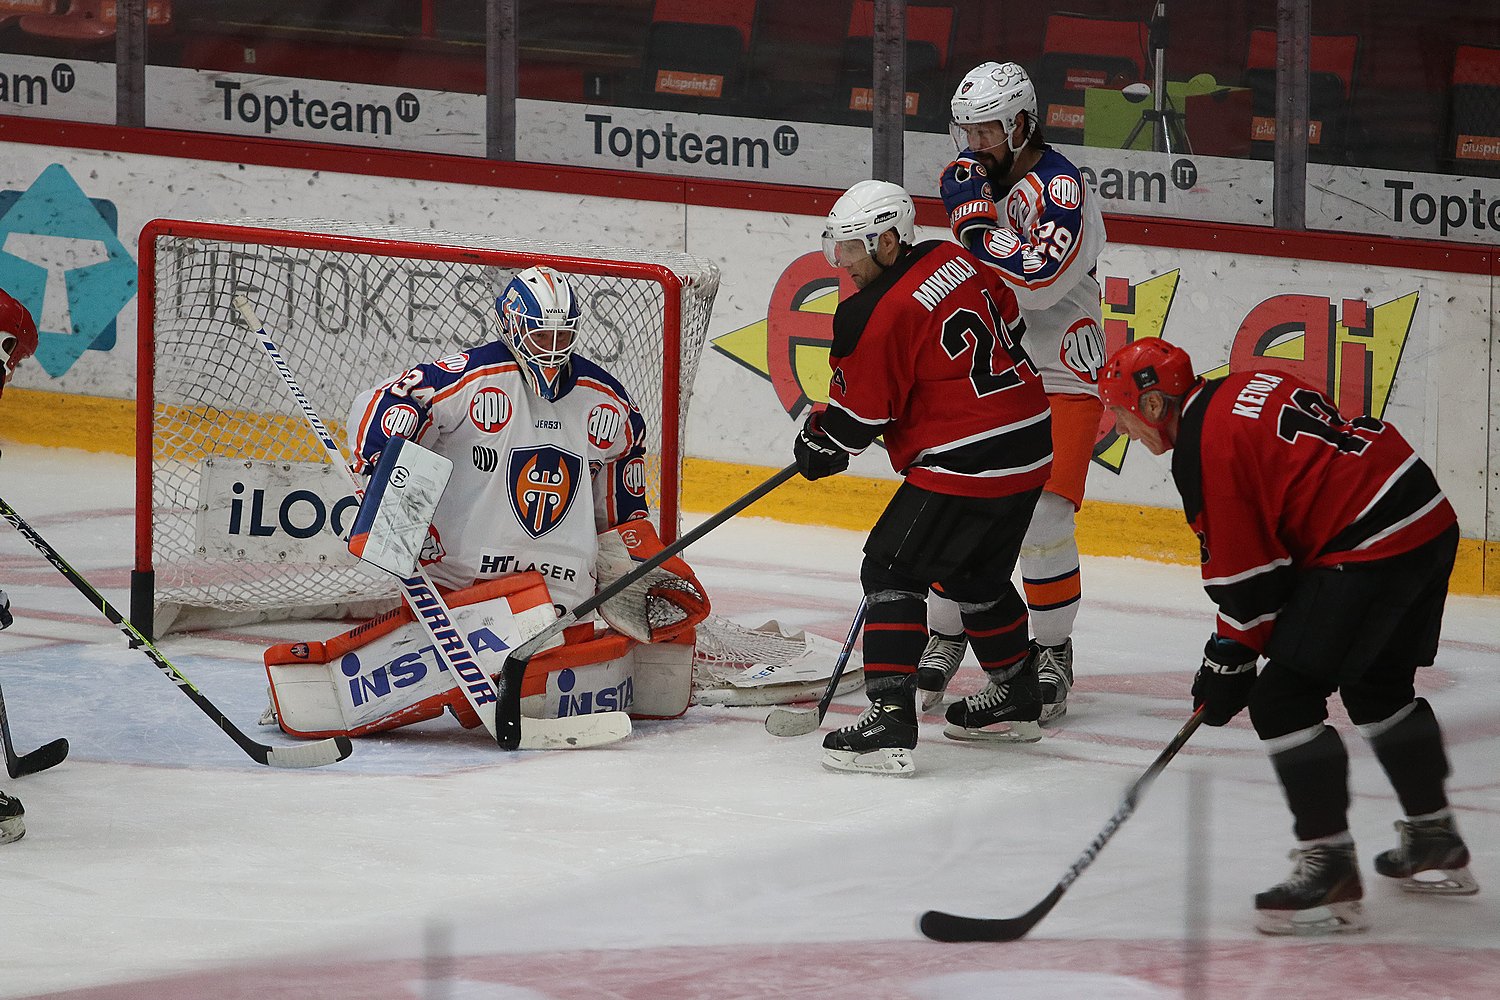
[132,218,721,637]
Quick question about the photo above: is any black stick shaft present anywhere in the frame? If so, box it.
[0,495,351,769]
[919,708,1205,942]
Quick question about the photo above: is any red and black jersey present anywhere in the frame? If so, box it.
[820,240,1052,498]
[1172,370,1457,652]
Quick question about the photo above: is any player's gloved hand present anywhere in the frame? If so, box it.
[794,412,850,481]
[1191,634,1258,726]
[940,153,999,244]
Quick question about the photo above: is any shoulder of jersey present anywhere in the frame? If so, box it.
[1033,150,1088,209]
[570,353,634,400]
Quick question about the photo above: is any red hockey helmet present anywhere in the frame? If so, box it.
[0,288,38,398]
[1099,337,1196,428]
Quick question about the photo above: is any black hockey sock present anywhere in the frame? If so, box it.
[861,589,928,688]
[959,591,1029,674]
[1269,725,1351,843]
[1364,698,1451,818]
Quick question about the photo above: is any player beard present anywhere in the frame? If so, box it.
[974,144,1015,188]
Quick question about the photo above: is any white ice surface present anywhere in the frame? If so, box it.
[0,443,1496,999]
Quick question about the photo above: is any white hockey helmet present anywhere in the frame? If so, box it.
[821,180,917,267]
[496,265,581,401]
[950,61,1038,154]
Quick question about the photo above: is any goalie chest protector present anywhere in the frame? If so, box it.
[264,573,695,739]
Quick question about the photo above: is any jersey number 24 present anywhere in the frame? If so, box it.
[940,289,1038,397]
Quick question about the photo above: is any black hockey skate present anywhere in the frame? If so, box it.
[1033,639,1074,725]
[0,790,23,845]
[943,659,1043,743]
[916,633,965,711]
[1374,815,1479,895]
[1254,843,1367,935]
[823,688,917,776]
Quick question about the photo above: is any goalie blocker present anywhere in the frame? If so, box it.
[265,521,710,738]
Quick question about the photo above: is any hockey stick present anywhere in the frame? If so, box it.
[0,495,352,769]
[234,295,630,752]
[0,678,69,778]
[764,599,867,737]
[918,707,1206,942]
[497,463,800,724]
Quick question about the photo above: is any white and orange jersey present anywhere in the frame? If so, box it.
[348,340,650,612]
[965,146,1106,397]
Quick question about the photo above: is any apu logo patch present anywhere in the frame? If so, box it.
[380,403,420,438]
[509,445,583,538]
[435,353,469,372]
[587,403,622,448]
[622,456,647,497]
[1048,174,1083,211]
[470,387,512,433]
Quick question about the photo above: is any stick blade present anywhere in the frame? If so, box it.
[517,712,631,750]
[262,736,355,769]
[764,707,821,737]
[918,908,1035,943]
[10,738,69,778]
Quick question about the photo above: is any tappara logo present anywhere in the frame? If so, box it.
[508,445,583,538]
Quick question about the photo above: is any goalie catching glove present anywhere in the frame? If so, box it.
[596,519,711,643]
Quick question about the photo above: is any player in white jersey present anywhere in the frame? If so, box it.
[349,266,654,615]
[923,61,1108,724]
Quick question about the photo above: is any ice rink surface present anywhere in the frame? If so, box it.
[1,443,1496,999]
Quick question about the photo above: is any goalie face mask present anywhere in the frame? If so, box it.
[496,266,581,402]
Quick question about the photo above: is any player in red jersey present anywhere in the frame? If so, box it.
[793,180,1053,775]
[1100,337,1478,934]
[1,287,39,843]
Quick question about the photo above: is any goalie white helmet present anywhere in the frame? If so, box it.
[496,266,581,401]
[951,61,1038,154]
[821,180,917,267]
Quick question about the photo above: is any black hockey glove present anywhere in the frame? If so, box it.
[1191,634,1258,726]
[794,412,850,481]
[0,589,11,630]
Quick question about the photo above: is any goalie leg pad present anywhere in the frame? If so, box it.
[264,574,557,738]
[517,628,696,721]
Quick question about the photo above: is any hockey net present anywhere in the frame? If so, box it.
[134,218,854,702]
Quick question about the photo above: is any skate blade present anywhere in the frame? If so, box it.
[920,689,944,712]
[822,747,915,776]
[1397,866,1480,895]
[1039,701,1067,725]
[0,817,24,845]
[1255,900,1368,936]
[943,720,1043,743]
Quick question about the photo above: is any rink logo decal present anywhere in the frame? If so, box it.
[584,112,799,171]
[509,446,583,539]
[226,480,360,540]
[555,667,633,716]
[714,252,1420,477]
[214,80,419,136]
[0,163,135,379]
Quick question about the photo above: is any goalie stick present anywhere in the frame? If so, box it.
[918,707,1206,942]
[234,295,630,752]
[0,495,353,769]
[763,599,866,737]
[0,678,69,778]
